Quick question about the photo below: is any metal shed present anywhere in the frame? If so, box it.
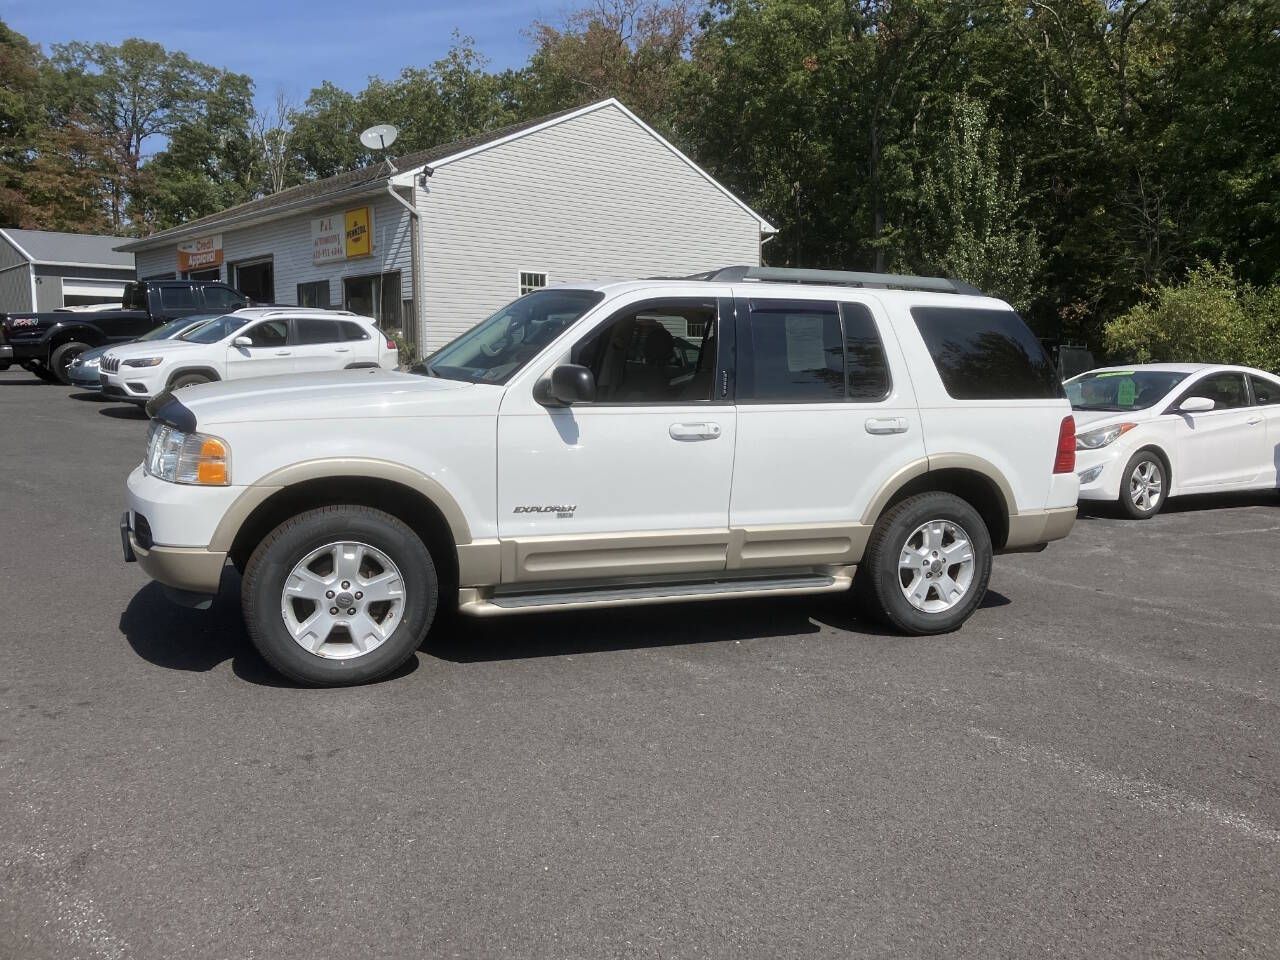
[0,229,136,312]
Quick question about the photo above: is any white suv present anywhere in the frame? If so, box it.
[99,307,397,402]
[121,267,1078,686]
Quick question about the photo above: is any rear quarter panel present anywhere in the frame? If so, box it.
[877,293,1076,513]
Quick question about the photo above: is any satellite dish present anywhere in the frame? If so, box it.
[360,124,400,151]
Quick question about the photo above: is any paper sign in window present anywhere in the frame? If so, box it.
[1116,379,1136,406]
[785,314,827,372]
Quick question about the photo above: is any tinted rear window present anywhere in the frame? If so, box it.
[340,321,370,341]
[911,306,1062,400]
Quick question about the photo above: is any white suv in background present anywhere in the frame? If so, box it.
[99,307,397,402]
[121,266,1079,686]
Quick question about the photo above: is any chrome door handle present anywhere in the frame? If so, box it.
[275,350,291,356]
[335,347,350,353]
[865,417,908,435]
[669,422,722,441]
[1248,416,1263,425]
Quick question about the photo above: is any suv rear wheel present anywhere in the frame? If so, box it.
[857,491,993,635]
[241,505,438,686]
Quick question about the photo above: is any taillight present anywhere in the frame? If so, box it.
[1054,415,1076,473]
[386,338,396,350]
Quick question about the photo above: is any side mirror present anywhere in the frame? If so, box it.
[1179,396,1215,413]
[536,364,596,406]
[232,335,253,348]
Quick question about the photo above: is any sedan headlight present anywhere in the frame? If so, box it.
[124,357,164,368]
[1076,422,1136,450]
[144,423,230,485]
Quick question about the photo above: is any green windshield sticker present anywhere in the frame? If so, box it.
[1095,370,1135,378]
[1116,379,1136,405]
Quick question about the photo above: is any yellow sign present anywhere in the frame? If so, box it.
[344,206,372,259]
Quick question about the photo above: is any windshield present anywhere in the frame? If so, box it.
[140,316,215,341]
[1066,370,1189,411]
[180,313,252,344]
[419,289,605,384]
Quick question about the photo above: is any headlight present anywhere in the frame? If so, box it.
[124,357,164,367]
[144,423,230,485]
[1076,422,1136,450]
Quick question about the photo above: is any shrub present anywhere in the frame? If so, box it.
[1103,262,1280,372]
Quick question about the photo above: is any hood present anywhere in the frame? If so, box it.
[73,345,112,365]
[170,368,499,426]
[105,338,203,360]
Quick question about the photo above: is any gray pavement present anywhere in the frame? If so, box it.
[2,366,1279,959]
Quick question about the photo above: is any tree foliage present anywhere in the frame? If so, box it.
[1103,262,1280,372]
[3,0,1278,354]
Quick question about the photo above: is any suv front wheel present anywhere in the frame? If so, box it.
[241,505,438,685]
[857,492,993,635]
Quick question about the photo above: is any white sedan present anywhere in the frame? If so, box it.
[1069,363,1280,518]
[99,307,397,404]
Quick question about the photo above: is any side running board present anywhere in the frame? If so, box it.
[458,571,852,617]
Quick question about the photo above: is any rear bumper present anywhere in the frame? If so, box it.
[1003,506,1077,551]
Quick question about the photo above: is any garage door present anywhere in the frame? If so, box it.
[62,278,126,307]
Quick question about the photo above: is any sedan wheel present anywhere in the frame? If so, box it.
[1121,452,1165,519]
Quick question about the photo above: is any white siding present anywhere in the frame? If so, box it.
[417,102,762,349]
[131,192,414,310]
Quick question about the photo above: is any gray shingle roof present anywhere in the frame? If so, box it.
[118,103,593,251]
[1,229,134,268]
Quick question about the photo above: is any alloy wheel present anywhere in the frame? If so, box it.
[898,519,976,613]
[1129,460,1163,513]
[279,540,406,659]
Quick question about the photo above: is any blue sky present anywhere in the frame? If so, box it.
[5,0,551,104]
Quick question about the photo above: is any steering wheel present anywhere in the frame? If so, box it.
[479,336,510,358]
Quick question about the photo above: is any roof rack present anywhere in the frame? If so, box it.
[695,265,985,296]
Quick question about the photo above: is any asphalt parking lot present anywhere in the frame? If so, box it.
[3,366,1280,960]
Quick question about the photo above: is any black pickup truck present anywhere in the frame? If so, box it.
[0,279,249,384]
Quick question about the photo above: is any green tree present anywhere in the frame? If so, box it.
[1103,261,1280,371]
[0,20,113,231]
[912,96,1042,310]
[519,0,699,130]
[289,35,516,182]
[51,37,244,231]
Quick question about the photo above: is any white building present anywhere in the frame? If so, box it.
[0,229,135,312]
[118,99,775,352]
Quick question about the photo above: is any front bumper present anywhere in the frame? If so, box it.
[124,467,247,597]
[121,509,228,597]
[1075,445,1128,501]
[100,370,155,403]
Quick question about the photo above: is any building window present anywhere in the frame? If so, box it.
[519,271,548,295]
[298,280,330,308]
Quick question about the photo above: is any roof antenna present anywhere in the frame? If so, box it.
[359,123,400,174]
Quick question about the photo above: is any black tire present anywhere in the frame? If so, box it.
[48,342,90,384]
[170,372,212,390]
[1118,450,1166,519]
[22,362,61,384]
[858,491,993,635]
[241,505,438,686]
